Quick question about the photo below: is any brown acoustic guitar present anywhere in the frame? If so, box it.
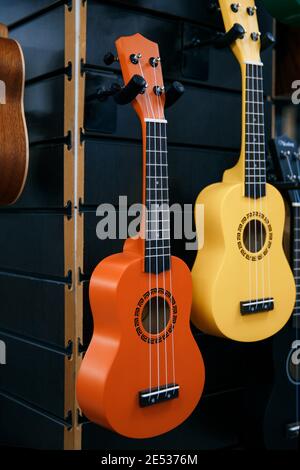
[0,23,28,205]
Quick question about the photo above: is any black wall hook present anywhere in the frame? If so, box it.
[165,82,185,109]
[260,32,276,52]
[208,0,221,13]
[214,23,245,48]
[86,74,146,106]
[184,23,245,51]
[114,75,146,105]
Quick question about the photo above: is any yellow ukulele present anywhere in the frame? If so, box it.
[192,0,296,342]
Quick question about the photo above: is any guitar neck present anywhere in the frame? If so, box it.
[143,118,171,274]
[243,62,267,198]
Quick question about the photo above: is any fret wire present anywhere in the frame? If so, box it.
[147,198,169,202]
[145,245,171,250]
[246,132,265,136]
[148,209,170,213]
[246,175,266,181]
[146,239,170,244]
[146,163,168,166]
[146,237,170,241]
[147,135,167,139]
[146,188,169,191]
[147,175,168,179]
[145,253,171,258]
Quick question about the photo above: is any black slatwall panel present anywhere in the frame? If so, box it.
[82,0,274,450]
[0,0,276,450]
[0,0,66,449]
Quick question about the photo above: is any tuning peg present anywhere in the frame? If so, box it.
[165,81,184,109]
[260,32,276,52]
[214,23,245,48]
[86,75,146,106]
[149,56,161,68]
[114,75,146,105]
[247,6,257,16]
[103,52,119,66]
[130,53,142,64]
[231,3,241,13]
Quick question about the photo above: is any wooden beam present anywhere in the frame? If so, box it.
[64,0,86,450]
[0,23,8,38]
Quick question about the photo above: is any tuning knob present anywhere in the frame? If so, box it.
[231,3,240,12]
[247,6,257,16]
[251,32,261,41]
[103,52,118,66]
[130,53,142,64]
[149,57,161,68]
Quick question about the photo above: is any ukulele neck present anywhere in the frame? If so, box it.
[243,62,266,199]
[292,203,300,328]
[143,118,171,274]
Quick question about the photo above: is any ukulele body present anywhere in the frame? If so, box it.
[0,33,28,204]
[263,323,300,449]
[77,239,205,438]
[192,180,296,342]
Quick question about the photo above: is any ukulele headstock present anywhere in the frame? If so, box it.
[115,33,165,121]
[219,0,261,64]
[270,135,300,204]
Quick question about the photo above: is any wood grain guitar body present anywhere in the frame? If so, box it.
[0,24,28,205]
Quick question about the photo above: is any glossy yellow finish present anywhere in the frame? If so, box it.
[191,0,296,341]
[219,0,261,65]
[192,182,296,342]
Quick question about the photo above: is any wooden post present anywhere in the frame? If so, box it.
[0,23,8,38]
[64,0,86,450]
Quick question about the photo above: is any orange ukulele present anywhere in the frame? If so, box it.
[77,33,205,438]
[0,24,28,205]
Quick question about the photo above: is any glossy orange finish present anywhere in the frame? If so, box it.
[77,240,204,438]
[76,34,205,438]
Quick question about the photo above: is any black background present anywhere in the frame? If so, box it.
[0,0,282,450]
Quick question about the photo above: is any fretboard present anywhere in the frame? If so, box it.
[245,63,266,199]
[292,204,300,329]
[144,119,171,274]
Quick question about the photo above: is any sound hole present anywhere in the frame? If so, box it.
[243,220,266,253]
[142,296,170,335]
